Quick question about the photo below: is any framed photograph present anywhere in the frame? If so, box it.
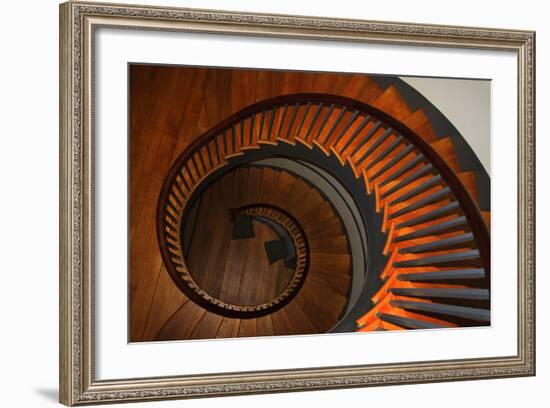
[59,1,535,405]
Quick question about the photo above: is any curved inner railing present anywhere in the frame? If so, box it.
[162,197,310,317]
[233,203,309,286]
[157,93,490,321]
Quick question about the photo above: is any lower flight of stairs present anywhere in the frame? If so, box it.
[156,166,352,340]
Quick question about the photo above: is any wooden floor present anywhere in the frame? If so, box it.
[186,169,293,306]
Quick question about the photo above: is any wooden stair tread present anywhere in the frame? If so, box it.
[294,290,338,332]
[258,167,280,202]
[458,171,480,206]
[302,276,348,317]
[257,315,275,337]
[308,272,350,297]
[308,235,349,254]
[283,301,318,334]
[344,75,384,103]
[371,85,413,120]
[313,73,353,94]
[271,308,295,336]
[401,109,437,143]
[190,312,224,339]
[482,211,491,229]
[216,318,241,338]
[156,301,207,341]
[296,201,337,225]
[141,265,190,341]
[238,318,258,338]
[309,253,351,274]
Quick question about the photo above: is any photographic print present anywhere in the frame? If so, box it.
[129,65,491,342]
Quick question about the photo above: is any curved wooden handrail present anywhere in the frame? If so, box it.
[233,203,310,295]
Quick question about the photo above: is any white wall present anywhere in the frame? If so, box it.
[0,0,545,407]
[402,77,492,175]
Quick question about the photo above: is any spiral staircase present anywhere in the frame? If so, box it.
[130,66,490,341]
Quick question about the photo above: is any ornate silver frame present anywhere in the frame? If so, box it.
[59,1,536,405]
